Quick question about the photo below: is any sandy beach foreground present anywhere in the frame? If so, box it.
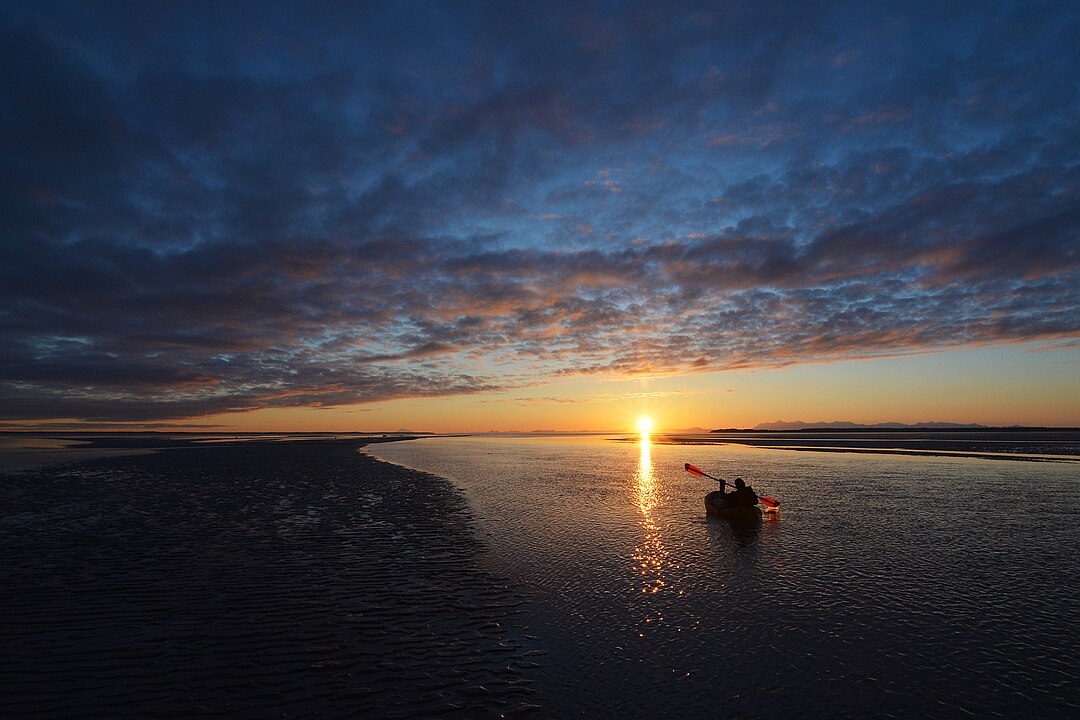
[0,438,543,718]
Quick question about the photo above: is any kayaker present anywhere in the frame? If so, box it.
[729,477,759,507]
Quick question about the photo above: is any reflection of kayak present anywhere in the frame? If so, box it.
[704,491,763,520]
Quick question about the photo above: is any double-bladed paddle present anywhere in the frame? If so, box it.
[684,463,780,508]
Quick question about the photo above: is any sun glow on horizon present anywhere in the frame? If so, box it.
[636,416,654,435]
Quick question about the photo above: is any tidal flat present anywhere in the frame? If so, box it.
[1,438,542,718]
[4,432,1079,718]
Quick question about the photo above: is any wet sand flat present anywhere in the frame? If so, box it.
[0,435,159,472]
[0,439,542,718]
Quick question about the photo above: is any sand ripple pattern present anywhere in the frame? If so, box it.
[0,441,542,718]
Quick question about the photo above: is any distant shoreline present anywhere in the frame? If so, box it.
[708,426,1080,433]
[0,433,423,473]
[649,428,1080,463]
[4,428,1079,472]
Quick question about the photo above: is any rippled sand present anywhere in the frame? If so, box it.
[0,440,543,718]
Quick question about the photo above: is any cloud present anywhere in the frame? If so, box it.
[2,1,1079,423]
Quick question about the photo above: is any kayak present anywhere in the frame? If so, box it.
[704,490,762,520]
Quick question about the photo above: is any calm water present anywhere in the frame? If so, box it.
[370,434,1080,718]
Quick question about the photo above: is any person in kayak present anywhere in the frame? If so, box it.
[727,477,759,507]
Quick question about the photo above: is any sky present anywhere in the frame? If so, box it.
[2,0,1079,433]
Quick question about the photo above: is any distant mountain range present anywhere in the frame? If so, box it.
[747,421,990,431]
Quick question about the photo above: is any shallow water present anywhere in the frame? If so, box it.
[370,435,1080,718]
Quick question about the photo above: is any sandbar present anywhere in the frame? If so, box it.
[0,438,545,718]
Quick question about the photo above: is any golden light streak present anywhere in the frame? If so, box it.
[632,435,668,600]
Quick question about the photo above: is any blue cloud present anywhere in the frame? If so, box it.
[2,1,1078,422]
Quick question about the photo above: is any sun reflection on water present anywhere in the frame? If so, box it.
[632,436,668,597]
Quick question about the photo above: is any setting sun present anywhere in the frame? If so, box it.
[636,416,654,435]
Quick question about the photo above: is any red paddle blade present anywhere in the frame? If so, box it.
[688,462,777,506]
